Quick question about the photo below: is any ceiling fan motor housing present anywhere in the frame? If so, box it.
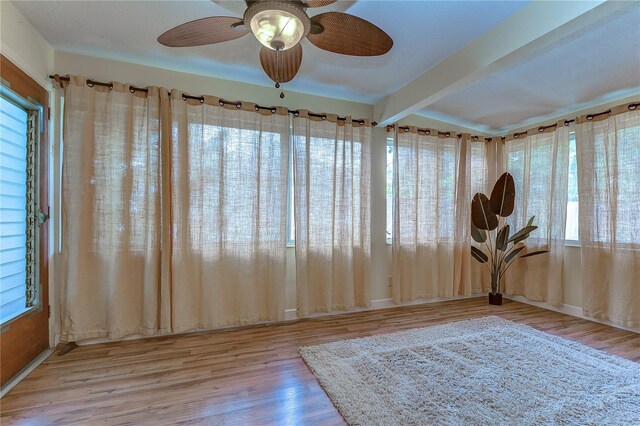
[244,1,311,51]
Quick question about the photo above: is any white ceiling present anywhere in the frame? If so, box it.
[13,0,529,104]
[419,2,640,133]
[11,0,640,132]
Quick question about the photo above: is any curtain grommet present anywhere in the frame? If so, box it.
[586,115,594,121]
[628,103,638,111]
[294,111,300,117]
[129,86,135,93]
[181,94,187,101]
[199,97,204,104]
[564,120,570,126]
[445,132,450,137]
[425,129,430,135]
[538,127,544,132]
[321,115,327,120]
[218,100,225,106]
[271,108,277,114]
[236,102,242,109]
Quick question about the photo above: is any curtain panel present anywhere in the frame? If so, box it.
[501,122,569,306]
[169,93,290,331]
[292,113,371,316]
[60,77,291,339]
[392,129,495,302]
[575,103,639,328]
[60,76,170,341]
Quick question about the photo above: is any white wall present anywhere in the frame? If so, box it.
[0,1,53,88]
[54,51,373,119]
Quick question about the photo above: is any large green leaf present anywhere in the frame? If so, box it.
[471,193,498,231]
[513,232,531,245]
[508,225,537,243]
[471,246,488,263]
[520,250,549,258]
[471,224,487,243]
[489,172,516,217]
[505,246,525,264]
[496,224,510,251]
[527,215,536,227]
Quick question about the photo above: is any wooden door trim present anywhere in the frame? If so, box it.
[0,54,51,386]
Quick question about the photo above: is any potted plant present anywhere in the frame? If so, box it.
[470,172,548,305]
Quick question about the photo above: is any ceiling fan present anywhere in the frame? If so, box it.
[158,0,393,97]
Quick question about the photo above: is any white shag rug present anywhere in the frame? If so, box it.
[299,316,640,426]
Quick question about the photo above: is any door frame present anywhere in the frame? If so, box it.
[0,54,50,387]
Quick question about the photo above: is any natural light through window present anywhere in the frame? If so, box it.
[386,139,393,244]
[0,94,37,324]
[566,132,579,243]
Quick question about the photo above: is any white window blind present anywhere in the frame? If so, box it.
[0,96,30,323]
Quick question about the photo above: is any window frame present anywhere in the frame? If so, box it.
[0,83,43,325]
[565,130,580,246]
[286,124,295,247]
[386,137,393,245]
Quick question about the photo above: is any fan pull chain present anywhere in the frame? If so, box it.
[275,48,285,98]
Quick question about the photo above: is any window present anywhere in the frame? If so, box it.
[566,132,579,243]
[0,89,40,324]
[286,131,295,247]
[386,138,393,244]
[184,123,286,254]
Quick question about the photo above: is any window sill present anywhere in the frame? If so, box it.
[0,305,40,330]
[565,240,581,248]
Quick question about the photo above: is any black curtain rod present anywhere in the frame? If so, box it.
[49,75,375,126]
[386,124,495,142]
[388,101,639,142]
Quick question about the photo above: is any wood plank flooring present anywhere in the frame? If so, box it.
[1,298,638,425]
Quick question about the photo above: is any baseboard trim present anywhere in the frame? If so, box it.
[283,294,483,321]
[370,294,481,310]
[503,295,639,334]
[285,309,297,321]
[58,293,638,349]
[1,348,54,398]
[71,296,485,345]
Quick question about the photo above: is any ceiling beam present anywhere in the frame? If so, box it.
[374,0,633,126]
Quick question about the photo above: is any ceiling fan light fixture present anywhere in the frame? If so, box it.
[245,1,310,51]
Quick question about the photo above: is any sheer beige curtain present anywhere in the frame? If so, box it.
[60,76,170,341]
[293,113,371,316]
[170,93,290,332]
[502,122,569,305]
[575,103,639,328]
[392,129,492,302]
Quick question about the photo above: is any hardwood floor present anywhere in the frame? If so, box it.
[1,298,638,425]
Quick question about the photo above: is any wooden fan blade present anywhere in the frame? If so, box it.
[307,12,392,56]
[158,16,248,47]
[259,44,303,83]
[303,0,338,7]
